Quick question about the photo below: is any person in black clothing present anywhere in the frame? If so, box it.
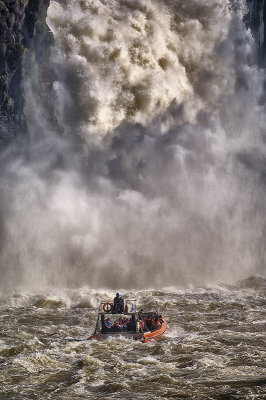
[113,292,124,313]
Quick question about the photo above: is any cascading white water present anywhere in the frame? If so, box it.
[47,0,247,141]
[0,0,265,293]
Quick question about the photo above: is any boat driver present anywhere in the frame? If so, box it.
[113,292,124,313]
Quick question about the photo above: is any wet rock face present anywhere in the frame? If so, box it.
[0,0,50,148]
[245,0,266,66]
[0,1,27,39]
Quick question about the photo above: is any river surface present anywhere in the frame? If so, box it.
[0,277,265,400]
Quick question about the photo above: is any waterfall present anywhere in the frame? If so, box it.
[0,0,265,293]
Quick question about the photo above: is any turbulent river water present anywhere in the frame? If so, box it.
[0,277,265,400]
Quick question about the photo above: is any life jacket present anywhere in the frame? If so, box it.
[146,317,152,326]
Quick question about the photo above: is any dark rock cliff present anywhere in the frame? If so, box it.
[246,0,266,66]
[0,0,51,148]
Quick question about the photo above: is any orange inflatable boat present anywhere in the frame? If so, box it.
[88,298,167,342]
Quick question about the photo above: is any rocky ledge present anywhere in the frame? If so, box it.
[0,0,51,148]
[246,0,266,66]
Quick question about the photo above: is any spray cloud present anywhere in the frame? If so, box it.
[0,0,265,293]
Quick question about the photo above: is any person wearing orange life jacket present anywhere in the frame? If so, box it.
[105,318,111,331]
[112,320,118,332]
[123,319,129,331]
[146,316,152,330]
[125,319,131,331]
[154,317,161,328]
[158,315,163,324]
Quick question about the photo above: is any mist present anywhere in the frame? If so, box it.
[0,0,265,294]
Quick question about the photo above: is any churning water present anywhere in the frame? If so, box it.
[0,278,266,399]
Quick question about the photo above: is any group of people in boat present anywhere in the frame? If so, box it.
[90,293,166,341]
[101,294,163,333]
[103,313,163,333]
[103,316,135,332]
[140,313,163,331]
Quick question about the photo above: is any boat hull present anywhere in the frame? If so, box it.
[88,332,143,341]
[140,320,167,343]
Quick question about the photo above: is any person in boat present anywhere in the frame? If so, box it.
[118,320,123,331]
[154,319,161,329]
[113,292,124,313]
[118,318,124,331]
[145,315,152,330]
[105,318,112,331]
[123,319,129,331]
[112,320,119,332]
[124,316,132,331]
[140,320,145,332]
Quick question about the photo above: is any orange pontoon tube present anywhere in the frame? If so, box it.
[139,319,167,343]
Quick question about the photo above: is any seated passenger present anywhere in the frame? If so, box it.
[113,321,119,332]
[105,318,112,331]
[127,317,134,331]
[123,319,129,331]
[146,316,152,330]
[155,320,161,328]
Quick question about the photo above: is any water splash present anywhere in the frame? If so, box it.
[0,0,265,293]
